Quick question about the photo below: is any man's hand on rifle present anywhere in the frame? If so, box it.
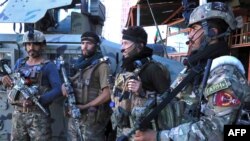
[127,78,142,94]
[134,130,157,141]
[127,77,146,97]
[61,83,68,97]
[1,75,13,87]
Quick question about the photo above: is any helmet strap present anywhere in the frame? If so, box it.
[199,21,211,51]
[212,28,231,40]
[200,20,231,51]
[201,20,231,42]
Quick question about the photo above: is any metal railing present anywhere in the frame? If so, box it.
[230,22,250,48]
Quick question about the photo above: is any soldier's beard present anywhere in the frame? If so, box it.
[82,47,96,58]
[122,56,136,72]
[28,50,41,58]
[121,46,153,72]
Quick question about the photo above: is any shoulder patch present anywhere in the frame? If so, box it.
[205,79,231,97]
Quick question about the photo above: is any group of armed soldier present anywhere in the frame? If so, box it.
[0,2,249,141]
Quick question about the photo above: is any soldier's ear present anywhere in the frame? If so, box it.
[136,43,144,51]
[208,28,218,37]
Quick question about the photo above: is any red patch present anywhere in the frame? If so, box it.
[24,78,32,85]
[213,91,241,107]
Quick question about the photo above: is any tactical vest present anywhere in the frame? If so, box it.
[70,57,111,123]
[71,58,108,104]
[112,59,153,109]
[158,81,198,129]
[111,59,167,128]
[9,57,51,103]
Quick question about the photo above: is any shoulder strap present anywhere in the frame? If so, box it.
[83,57,110,104]
[84,57,109,85]
[133,57,152,76]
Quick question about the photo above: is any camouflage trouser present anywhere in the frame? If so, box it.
[116,127,134,141]
[67,117,109,141]
[11,110,52,141]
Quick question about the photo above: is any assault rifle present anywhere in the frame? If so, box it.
[118,60,143,102]
[58,56,84,141]
[117,63,206,141]
[3,64,49,116]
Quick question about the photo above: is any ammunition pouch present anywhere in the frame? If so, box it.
[97,103,112,123]
[111,106,130,129]
[156,98,187,129]
[85,107,98,125]
[85,104,111,125]
[183,102,199,121]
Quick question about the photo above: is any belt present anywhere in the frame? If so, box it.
[14,105,41,113]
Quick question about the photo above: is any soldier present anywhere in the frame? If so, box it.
[61,31,112,141]
[111,26,171,140]
[134,2,250,141]
[0,30,62,141]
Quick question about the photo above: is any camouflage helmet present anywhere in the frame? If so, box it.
[23,30,46,44]
[188,2,239,30]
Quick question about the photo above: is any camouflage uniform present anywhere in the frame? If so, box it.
[11,110,52,141]
[111,58,171,140]
[159,55,250,141]
[2,30,62,141]
[156,2,250,141]
[67,57,111,141]
[0,90,12,141]
[110,26,171,140]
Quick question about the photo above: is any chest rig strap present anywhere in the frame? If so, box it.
[115,57,152,102]
[16,57,50,96]
[77,57,109,104]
